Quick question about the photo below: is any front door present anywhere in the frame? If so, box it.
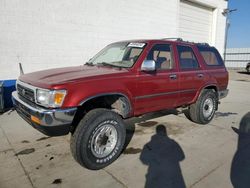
[135,43,179,115]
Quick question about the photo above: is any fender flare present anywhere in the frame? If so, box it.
[192,84,219,103]
[78,92,133,118]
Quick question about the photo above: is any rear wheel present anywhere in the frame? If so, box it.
[70,108,126,170]
[184,89,217,124]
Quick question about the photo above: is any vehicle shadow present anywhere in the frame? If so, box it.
[237,71,250,75]
[215,112,238,118]
[231,112,250,188]
[140,125,186,188]
[123,109,179,150]
[126,109,179,129]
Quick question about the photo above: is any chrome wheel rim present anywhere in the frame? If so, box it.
[203,98,214,118]
[90,123,118,158]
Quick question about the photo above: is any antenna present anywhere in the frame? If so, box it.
[19,63,24,75]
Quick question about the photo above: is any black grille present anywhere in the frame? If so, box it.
[17,84,35,102]
[15,101,31,124]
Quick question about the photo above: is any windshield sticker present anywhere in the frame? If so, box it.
[127,43,146,48]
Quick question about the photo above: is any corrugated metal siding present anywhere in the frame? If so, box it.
[179,0,213,43]
[225,48,250,68]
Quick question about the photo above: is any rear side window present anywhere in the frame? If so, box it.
[177,45,199,69]
[198,46,224,66]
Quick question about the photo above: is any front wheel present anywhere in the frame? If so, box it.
[184,89,217,124]
[70,109,126,170]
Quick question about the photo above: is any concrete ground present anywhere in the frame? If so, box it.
[0,69,250,188]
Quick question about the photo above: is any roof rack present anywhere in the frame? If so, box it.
[195,42,210,46]
[161,38,210,46]
[162,37,183,41]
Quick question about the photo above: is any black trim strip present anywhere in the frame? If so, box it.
[135,89,196,100]
[226,52,250,55]
[225,60,250,62]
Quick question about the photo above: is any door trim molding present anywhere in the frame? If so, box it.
[135,89,196,100]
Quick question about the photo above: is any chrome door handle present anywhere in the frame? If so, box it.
[197,73,204,78]
[169,74,177,80]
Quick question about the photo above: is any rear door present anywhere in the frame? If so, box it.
[135,43,179,115]
[176,45,207,105]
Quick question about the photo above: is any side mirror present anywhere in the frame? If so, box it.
[141,60,156,71]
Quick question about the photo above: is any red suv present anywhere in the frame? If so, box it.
[12,38,229,169]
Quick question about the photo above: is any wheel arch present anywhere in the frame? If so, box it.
[203,85,218,92]
[192,84,219,104]
[70,93,133,132]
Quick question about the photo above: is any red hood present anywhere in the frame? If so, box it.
[19,65,128,88]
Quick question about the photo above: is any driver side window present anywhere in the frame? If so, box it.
[146,44,174,70]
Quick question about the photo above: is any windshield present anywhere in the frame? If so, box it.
[87,42,146,68]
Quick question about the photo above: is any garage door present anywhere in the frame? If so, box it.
[179,0,213,43]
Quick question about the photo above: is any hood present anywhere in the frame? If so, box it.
[19,65,128,88]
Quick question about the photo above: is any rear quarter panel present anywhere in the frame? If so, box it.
[193,45,229,91]
[206,67,229,91]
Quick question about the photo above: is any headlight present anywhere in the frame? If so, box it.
[36,89,67,108]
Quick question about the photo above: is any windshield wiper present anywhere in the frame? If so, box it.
[97,62,125,68]
[85,62,94,66]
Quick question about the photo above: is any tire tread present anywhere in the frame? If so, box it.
[186,89,217,124]
[70,108,125,170]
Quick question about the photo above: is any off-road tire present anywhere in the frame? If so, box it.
[185,89,217,124]
[70,108,126,170]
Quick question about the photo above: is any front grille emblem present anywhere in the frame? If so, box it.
[22,89,26,96]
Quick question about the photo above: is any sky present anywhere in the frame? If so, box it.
[227,0,250,48]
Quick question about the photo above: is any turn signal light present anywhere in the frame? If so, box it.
[54,92,65,105]
[31,115,41,125]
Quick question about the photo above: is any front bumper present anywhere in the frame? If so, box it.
[12,91,77,136]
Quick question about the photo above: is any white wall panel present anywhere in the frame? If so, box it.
[0,0,227,80]
[0,0,179,80]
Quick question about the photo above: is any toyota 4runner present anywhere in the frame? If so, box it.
[12,38,229,170]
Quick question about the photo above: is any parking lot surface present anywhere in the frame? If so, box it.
[0,70,250,188]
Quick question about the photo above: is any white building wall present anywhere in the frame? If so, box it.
[0,0,227,80]
[225,48,250,68]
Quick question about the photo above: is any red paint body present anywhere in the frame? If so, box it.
[19,39,229,117]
